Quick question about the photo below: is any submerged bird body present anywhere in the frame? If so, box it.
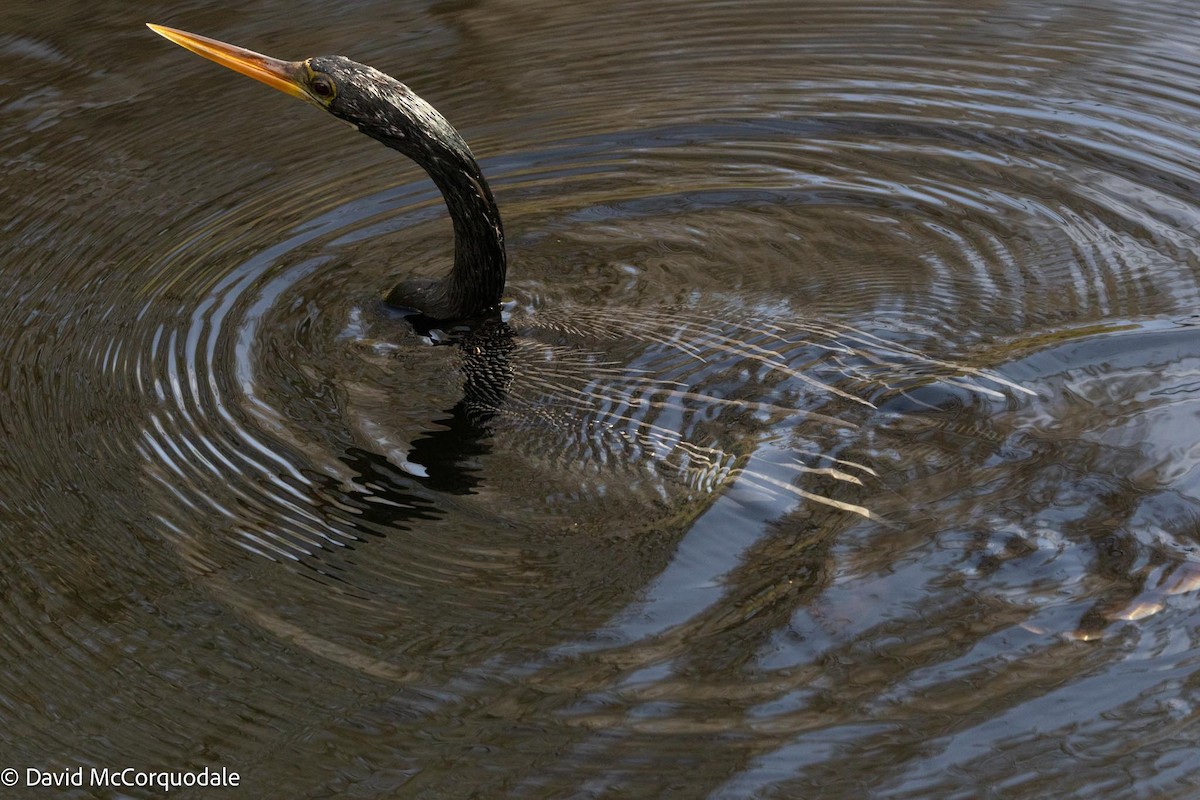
[148,26,505,321]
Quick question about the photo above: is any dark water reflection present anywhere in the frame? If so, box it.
[3,0,1200,796]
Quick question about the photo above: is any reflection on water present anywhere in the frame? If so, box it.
[3,0,1200,796]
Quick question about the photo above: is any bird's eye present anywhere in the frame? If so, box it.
[311,75,335,99]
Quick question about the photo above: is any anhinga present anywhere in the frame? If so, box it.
[145,25,1021,497]
[147,23,506,322]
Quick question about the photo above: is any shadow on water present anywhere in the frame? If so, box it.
[353,315,515,498]
[273,316,509,575]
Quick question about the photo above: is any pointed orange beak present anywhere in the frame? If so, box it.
[147,23,309,101]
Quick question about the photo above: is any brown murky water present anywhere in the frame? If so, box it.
[3,0,1200,797]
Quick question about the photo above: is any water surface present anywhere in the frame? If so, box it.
[3,0,1200,796]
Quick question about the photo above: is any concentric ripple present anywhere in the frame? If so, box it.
[4,0,1200,797]
[121,140,1027,678]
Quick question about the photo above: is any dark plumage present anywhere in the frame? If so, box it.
[305,57,507,320]
[147,26,506,321]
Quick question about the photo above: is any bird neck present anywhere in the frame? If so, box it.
[373,92,506,321]
[424,151,507,318]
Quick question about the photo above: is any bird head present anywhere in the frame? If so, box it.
[147,23,506,321]
[147,25,474,165]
